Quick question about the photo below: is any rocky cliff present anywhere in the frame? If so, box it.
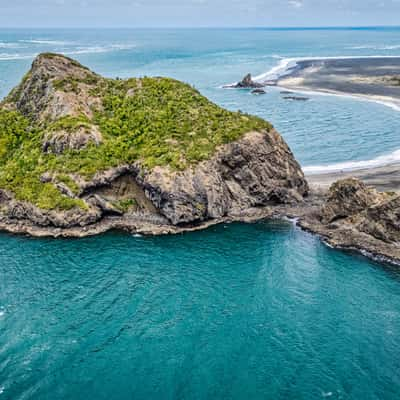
[1,54,398,266]
[0,53,308,236]
[299,178,400,264]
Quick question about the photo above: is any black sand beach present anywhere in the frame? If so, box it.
[274,57,400,108]
[306,162,400,192]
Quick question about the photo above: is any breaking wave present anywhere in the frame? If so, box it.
[303,148,400,174]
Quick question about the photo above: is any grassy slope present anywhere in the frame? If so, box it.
[0,66,272,211]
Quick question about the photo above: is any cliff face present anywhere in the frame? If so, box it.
[0,53,308,235]
[299,178,400,263]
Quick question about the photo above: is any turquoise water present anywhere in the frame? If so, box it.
[0,28,400,168]
[1,221,400,399]
[1,28,400,399]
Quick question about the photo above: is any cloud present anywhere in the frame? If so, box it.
[288,0,303,8]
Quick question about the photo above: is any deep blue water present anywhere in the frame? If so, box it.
[1,28,400,399]
[1,221,400,399]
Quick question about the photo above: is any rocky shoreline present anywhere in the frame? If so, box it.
[2,181,400,266]
[0,53,399,267]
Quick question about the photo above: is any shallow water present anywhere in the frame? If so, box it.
[1,221,400,399]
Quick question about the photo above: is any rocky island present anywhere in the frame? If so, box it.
[0,53,399,265]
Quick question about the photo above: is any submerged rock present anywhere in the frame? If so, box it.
[283,96,309,101]
[251,88,266,95]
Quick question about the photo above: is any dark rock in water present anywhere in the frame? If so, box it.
[280,91,294,94]
[251,88,266,95]
[233,73,264,89]
[283,96,309,101]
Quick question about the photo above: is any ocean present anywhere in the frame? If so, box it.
[0,28,400,399]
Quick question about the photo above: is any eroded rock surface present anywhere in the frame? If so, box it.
[299,178,400,263]
[3,53,102,122]
[136,130,308,225]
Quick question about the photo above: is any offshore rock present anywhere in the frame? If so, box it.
[229,73,264,89]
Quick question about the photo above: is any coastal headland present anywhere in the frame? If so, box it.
[0,53,400,265]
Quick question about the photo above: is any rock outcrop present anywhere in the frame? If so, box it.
[3,53,102,122]
[1,54,399,266]
[320,178,385,224]
[136,130,308,225]
[42,125,103,154]
[0,53,308,236]
[227,73,264,89]
[299,178,400,263]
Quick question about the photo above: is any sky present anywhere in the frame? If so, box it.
[1,0,400,28]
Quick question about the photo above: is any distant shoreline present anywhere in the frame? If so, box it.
[306,162,400,193]
[273,57,400,111]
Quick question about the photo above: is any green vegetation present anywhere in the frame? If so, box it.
[0,58,272,211]
[112,198,137,213]
[53,74,99,94]
[56,174,81,195]
[47,115,92,133]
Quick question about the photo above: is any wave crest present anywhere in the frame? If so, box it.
[303,149,400,174]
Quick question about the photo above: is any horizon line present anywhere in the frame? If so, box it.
[1,25,400,30]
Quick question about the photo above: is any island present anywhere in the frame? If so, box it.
[0,53,399,265]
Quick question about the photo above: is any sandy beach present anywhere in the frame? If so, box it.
[275,57,400,110]
[266,57,400,192]
[307,162,400,192]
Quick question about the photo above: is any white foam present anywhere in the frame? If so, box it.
[19,39,72,45]
[65,44,136,55]
[254,55,400,83]
[304,148,400,174]
[253,57,297,81]
[0,311,4,317]
[0,42,23,49]
[0,43,137,60]
[349,44,400,50]
[0,53,35,61]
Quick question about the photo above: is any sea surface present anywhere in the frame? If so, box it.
[1,28,400,399]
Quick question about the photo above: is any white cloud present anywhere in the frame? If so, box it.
[288,0,303,8]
